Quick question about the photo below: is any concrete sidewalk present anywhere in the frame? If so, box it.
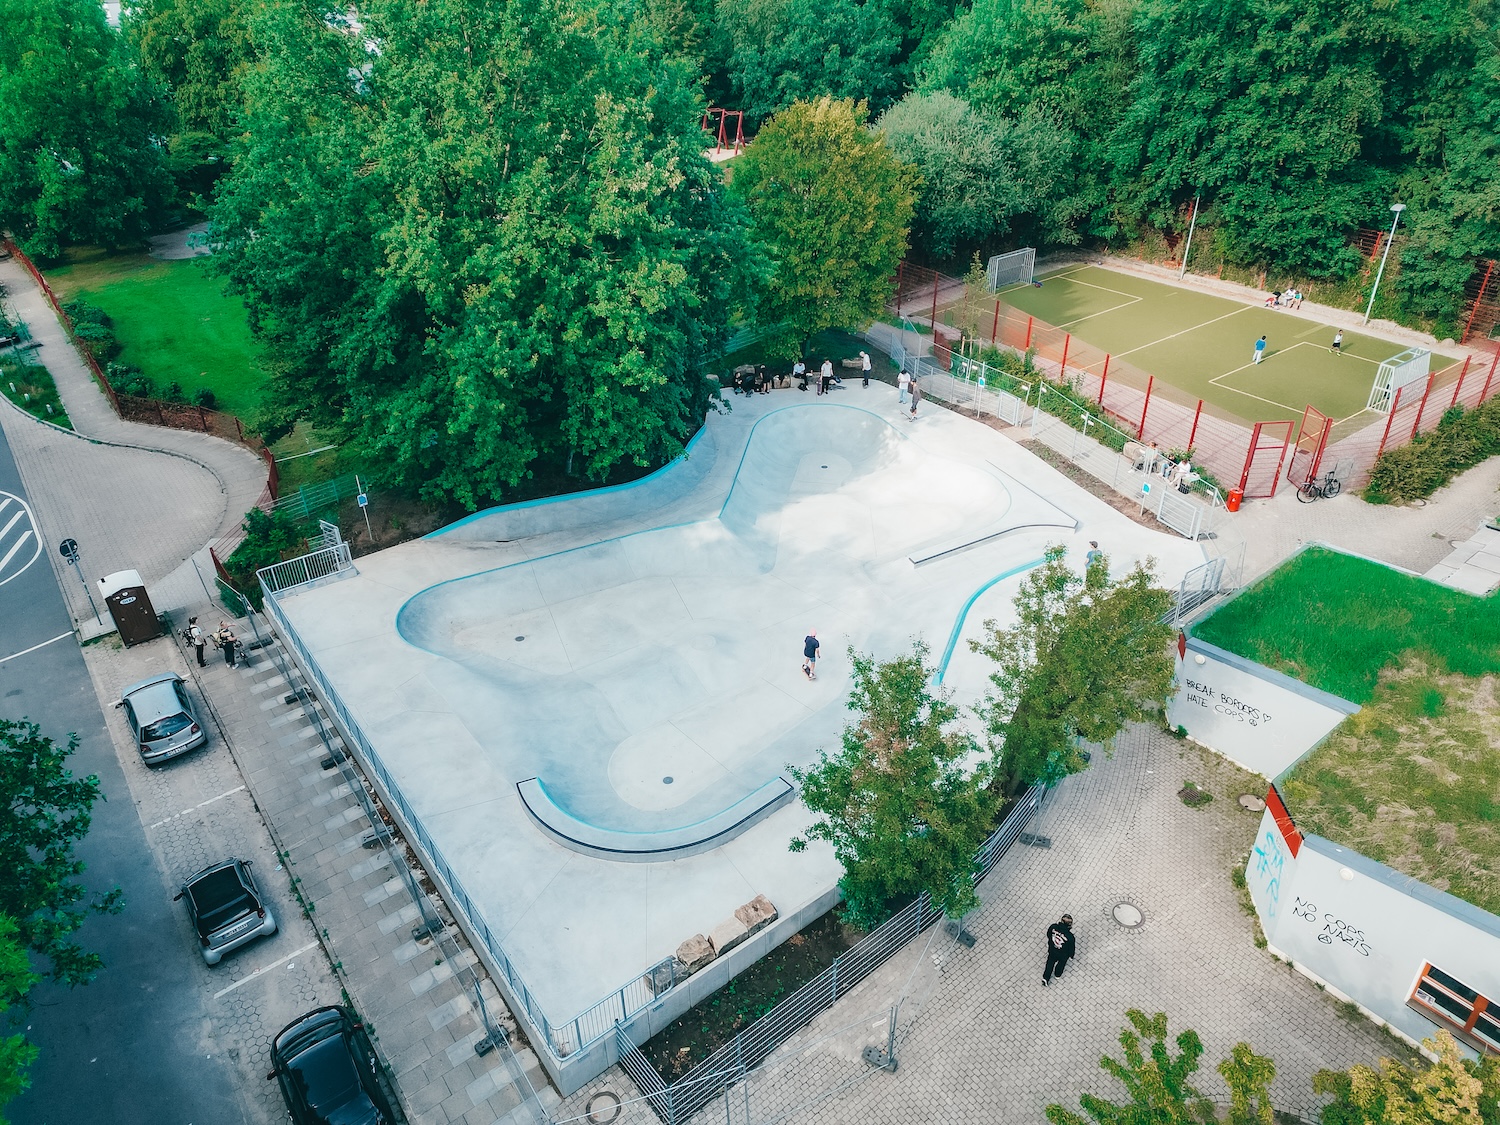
[180,609,560,1125]
[0,253,268,625]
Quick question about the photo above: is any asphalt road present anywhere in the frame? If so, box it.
[0,422,248,1125]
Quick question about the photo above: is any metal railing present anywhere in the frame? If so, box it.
[271,473,360,523]
[629,784,1048,1125]
[256,542,354,594]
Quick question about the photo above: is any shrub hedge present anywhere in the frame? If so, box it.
[1364,396,1500,504]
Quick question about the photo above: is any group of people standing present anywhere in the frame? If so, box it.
[186,616,242,668]
[732,352,924,418]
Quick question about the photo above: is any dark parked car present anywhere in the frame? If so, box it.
[268,1006,396,1125]
[174,858,277,965]
[118,672,207,764]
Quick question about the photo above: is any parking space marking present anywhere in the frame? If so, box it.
[0,630,73,665]
[212,941,320,1000]
[146,784,247,830]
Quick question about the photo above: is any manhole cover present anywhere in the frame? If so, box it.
[586,1091,622,1123]
[514,635,525,642]
[1238,793,1267,812]
[662,776,674,784]
[1112,902,1144,928]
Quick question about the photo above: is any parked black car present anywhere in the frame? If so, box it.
[174,858,277,965]
[268,1006,396,1125]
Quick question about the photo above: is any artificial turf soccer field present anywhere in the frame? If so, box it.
[999,264,1457,438]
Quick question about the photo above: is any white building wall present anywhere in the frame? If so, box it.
[1169,638,1359,779]
[1247,806,1500,1056]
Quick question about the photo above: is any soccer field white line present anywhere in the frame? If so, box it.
[1005,268,1143,330]
[1207,341,1382,423]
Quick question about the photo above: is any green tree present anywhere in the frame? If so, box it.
[214,0,759,508]
[732,96,917,358]
[0,0,172,257]
[877,91,1081,257]
[1219,1041,1277,1125]
[1047,1010,1215,1125]
[789,641,999,929]
[969,545,1174,790]
[718,0,902,122]
[0,720,123,986]
[0,916,39,1118]
[1313,1031,1498,1125]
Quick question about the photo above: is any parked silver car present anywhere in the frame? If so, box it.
[118,672,208,765]
[175,858,278,965]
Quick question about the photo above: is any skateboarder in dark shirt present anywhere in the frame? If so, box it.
[1043,915,1076,985]
[802,631,820,680]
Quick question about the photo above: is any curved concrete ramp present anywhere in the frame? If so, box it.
[516,775,796,861]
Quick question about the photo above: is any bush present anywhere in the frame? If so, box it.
[105,362,154,399]
[223,508,303,609]
[1364,396,1500,504]
[193,388,216,409]
[62,299,120,361]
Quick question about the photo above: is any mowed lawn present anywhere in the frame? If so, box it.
[45,247,269,419]
[1000,265,1456,435]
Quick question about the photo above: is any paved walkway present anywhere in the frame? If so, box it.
[0,253,267,626]
[184,616,560,1125]
[559,728,1404,1125]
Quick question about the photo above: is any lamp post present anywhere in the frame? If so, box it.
[1363,203,1405,325]
[1178,193,1201,279]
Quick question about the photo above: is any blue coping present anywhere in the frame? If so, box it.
[934,556,1049,684]
[516,775,797,862]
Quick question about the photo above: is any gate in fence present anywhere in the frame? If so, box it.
[1170,557,1228,625]
[1286,406,1333,489]
[1237,421,1294,498]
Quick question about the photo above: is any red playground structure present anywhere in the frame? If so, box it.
[701,108,746,156]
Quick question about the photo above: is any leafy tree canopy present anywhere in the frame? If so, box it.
[0,0,173,257]
[969,545,1174,790]
[1048,1010,1215,1125]
[789,641,999,929]
[0,720,122,987]
[1314,1030,1500,1125]
[213,0,761,508]
[127,0,256,140]
[731,96,917,359]
[0,916,39,1119]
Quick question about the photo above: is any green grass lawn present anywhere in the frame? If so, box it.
[998,265,1456,436]
[1192,546,1500,704]
[45,247,269,420]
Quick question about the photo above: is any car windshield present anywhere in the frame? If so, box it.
[142,712,193,741]
[293,1036,365,1117]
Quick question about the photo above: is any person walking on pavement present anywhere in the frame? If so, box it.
[860,351,872,387]
[802,630,820,680]
[906,376,922,421]
[1043,914,1076,985]
[188,616,206,667]
[1330,329,1343,356]
[217,621,239,668]
[897,367,911,403]
[1252,335,1267,364]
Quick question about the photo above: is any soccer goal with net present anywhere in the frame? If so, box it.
[986,248,1036,290]
[1366,346,1431,413]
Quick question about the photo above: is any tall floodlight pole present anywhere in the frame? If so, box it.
[1363,203,1406,325]
[1178,194,1201,279]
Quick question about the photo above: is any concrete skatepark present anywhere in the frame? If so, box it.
[269,388,1205,1072]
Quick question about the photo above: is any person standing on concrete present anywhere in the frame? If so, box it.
[188,616,206,667]
[1085,541,1103,568]
[1043,915,1076,985]
[1252,335,1267,364]
[802,631,820,680]
[1330,330,1343,356]
[907,376,922,421]
[860,351,872,387]
[217,621,239,668]
[898,368,911,403]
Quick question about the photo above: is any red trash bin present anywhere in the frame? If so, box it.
[1226,488,1243,512]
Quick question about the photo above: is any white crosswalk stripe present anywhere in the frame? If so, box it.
[0,491,41,587]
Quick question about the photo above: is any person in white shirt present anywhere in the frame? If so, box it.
[897,368,911,403]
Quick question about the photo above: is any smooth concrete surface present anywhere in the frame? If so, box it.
[273,388,1206,1028]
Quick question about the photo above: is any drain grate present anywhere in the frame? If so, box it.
[1112,902,1144,928]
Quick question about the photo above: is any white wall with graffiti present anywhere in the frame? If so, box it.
[1246,798,1500,1058]
[1168,637,1359,779]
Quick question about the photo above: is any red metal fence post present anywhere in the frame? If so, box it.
[1059,334,1070,379]
[991,301,1000,345]
[1024,317,1033,350]
[1238,423,1261,492]
[1410,371,1438,441]
[1188,400,1203,450]
[1480,348,1500,403]
[1137,375,1154,439]
[1461,259,1494,344]
[1096,355,1110,406]
[1377,385,1403,456]
[1448,355,1472,410]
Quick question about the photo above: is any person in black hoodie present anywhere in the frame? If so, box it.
[1043,915,1076,985]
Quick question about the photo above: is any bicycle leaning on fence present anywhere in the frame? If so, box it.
[1295,467,1343,503]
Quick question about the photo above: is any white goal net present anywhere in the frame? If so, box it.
[986,248,1036,291]
[1366,346,1431,413]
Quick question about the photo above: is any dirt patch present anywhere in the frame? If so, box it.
[641,910,865,1079]
[1281,660,1500,915]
